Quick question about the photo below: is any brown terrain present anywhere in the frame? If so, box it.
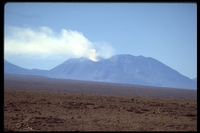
[4,74,197,131]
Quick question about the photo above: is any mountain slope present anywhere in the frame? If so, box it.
[49,54,196,89]
[4,60,30,75]
[4,60,49,77]
[192,77,197,82]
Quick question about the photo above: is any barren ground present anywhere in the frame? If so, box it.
[4,74,197,131]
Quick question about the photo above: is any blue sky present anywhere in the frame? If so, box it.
[4,3,197,79]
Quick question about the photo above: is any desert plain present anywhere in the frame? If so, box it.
[4,74,197,131]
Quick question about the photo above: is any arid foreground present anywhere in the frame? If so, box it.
[4,74,197,131]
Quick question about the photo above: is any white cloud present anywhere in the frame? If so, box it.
[4,26,114,61]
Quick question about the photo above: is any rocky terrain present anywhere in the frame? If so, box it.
[4,74,197,131]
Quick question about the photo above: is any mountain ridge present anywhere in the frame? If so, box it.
[4,54,196,89]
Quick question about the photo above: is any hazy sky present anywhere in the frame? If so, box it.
[4,2,197,79]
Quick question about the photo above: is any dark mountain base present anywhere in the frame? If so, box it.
[4,74,196,99]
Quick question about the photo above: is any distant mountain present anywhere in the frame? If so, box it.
[4,60,49,77]
[4,60,30,75]
[4,54,197,89]
[49,54,196,89]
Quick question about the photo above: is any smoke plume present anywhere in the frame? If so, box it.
[4,26,114,62]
